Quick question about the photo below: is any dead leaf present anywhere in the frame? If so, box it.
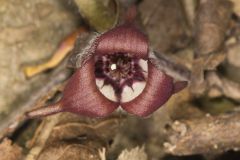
[139,0,190,53]
[195,0,232,56]
[23,27,87,78]
[0,139,23,160]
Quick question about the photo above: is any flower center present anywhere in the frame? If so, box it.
[94,53,148,102]
[104,53,132,81]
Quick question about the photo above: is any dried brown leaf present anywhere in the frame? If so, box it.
[0,139,23,160]
[117,146,148,160]
[139,0,190,53]
[37,142,101,160]
[195,0,233,56]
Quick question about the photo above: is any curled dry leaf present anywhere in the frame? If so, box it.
[26,112,124,160]
[37,142,101,160]
[47,117,122,144]
[23,27,87,78]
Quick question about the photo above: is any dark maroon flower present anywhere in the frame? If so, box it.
[26,16,187,118]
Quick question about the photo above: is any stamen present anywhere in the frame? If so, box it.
[94,53,148,101]
[111,63,117,70]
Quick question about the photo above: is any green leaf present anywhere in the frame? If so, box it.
[74,0,119,32]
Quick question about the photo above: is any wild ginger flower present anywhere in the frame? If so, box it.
[26,11,187,118]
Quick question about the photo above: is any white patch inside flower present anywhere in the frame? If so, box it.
[138,59,148,72]
[96,79,118,102]
[121,81,146,103]
[110,63,117,70]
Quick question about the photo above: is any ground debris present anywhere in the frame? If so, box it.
[25,113,124,160]
[2,0,240,160]
[164,112,240,155]
[0,138,23,160]
[117,146,148,160]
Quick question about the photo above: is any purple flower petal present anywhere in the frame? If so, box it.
[173,81,188,93]
[61,57,119,117]
[96,24,148,59]
[121,61,174,117]
[26,57,119,118]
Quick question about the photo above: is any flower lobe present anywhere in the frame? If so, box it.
[96,24,149,59]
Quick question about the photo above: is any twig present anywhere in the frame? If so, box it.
[25,115,61,160]
[164,112,240,155]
